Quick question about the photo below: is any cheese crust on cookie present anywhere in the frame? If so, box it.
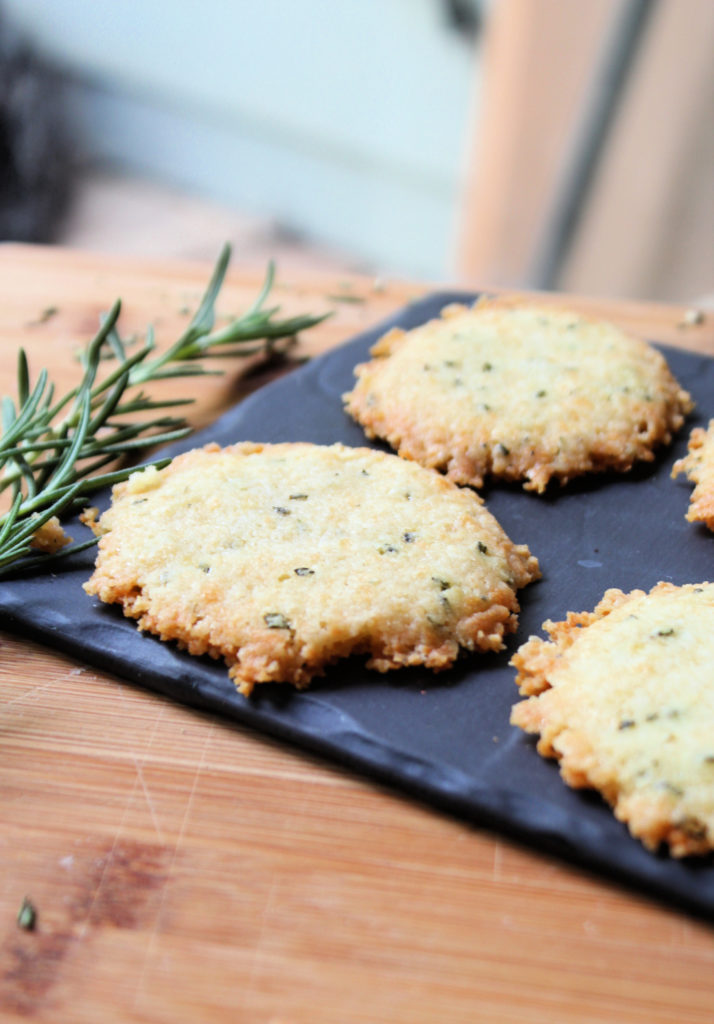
[672,419,714,531]
[510,582,714,856]
[84,442,539,695]
[343,300,693,492]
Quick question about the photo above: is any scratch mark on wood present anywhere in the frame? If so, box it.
[132,756,165,845]
[492,841,503,882]
[1,679,57,710]
[131,720,215,1012]
[245,877,280,997]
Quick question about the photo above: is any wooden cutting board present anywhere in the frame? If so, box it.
[1,244,713,1024]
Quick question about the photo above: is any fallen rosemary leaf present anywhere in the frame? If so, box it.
[17,896,37,930]
[26,305,59,327]
[325,292,366,304]
[0,244,328,576]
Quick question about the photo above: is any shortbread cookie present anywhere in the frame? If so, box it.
[510,582,714,856]
[672,419,714,531]
[344,299,693,492]
[84,442,540,695]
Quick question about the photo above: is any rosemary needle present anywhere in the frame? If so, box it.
[0,244,328,575]
[17,896,37,931]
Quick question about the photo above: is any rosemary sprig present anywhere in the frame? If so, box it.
[0,244,327,574]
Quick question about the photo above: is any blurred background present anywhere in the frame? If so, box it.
[0,0,711,302]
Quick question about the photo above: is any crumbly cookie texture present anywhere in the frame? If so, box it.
[84,442,539,695]
[29,515,71,553]
[672,419,714,531]
[343,299,693,493]
[510,582,714,857]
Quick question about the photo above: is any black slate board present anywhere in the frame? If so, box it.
[2,292,713,919]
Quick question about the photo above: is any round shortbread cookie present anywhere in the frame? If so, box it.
[343,300,693,493]
[510,582,714,857]
[84,442,540,695]
[672,419,714,531]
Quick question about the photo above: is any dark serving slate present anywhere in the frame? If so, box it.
[2,293,713,919]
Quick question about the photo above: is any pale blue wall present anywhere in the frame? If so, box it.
[3,0,483,277]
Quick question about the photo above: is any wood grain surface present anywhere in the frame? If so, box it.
[1,244,713,1024]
